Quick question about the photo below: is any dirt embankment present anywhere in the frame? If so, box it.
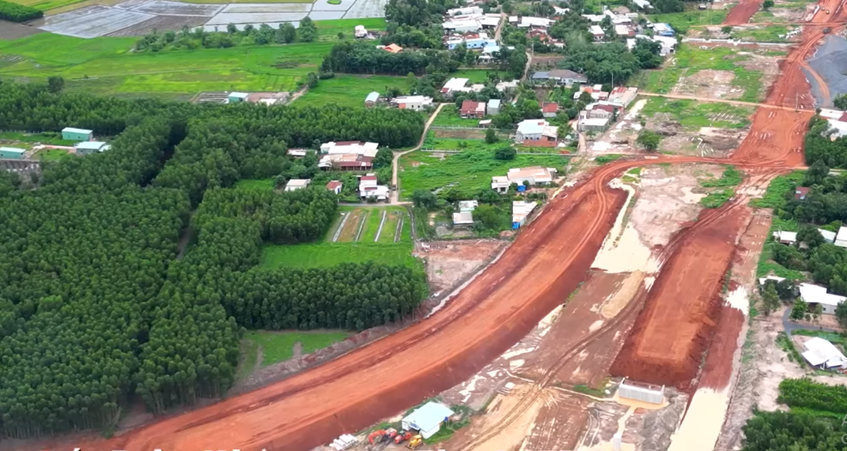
[724,0,763,25]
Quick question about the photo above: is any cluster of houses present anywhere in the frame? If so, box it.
[576,86,639,133]
[451,198,539,230]
[453,165,555,229]
[284,140,390,202]
[364,93,435,110]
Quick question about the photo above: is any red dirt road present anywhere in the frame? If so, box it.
[36,160,646,451]
[724,0,763,25]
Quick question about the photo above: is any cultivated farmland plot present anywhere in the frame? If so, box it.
[132,0,225,16]
[343,0,386,19]
[41,6,153,38]
[221,2,312,13]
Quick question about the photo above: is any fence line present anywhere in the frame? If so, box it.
[420,148,574,156]
[430,125,513,133]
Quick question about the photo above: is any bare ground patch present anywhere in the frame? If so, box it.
[106,15,209,36]
[673,69,740,99]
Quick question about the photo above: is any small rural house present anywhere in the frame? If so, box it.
[820,228,837,244]
[491,167,556,193]
[318,153,373,171]
[458,200,478,212]
[392,96,434,110]
[326,180,343,195]
[359,174,389,201]
[547,69,588,87]
[487,99,501,116]
[652,22,675,36]
[772,230,797,245]
[228,92,249,103]
[0,147,25,159]
[799,283,846,315]
[460,100,487,118]
[515,120,558,146]
[835,226,847,248]
[384,43,403,53]
[364,92,380,107]
[578,117,610,133]
[321,141,380,157]
[589,25,605,41]
[802,337,847,369]
[401,402,454,439]
[512,201,538,228]
[62,127,93,142]
[453,211,474,227]
[285,179,311,191]
[795,187,810,200]
[541,102,559,118]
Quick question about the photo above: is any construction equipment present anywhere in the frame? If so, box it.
[394,430,414,444]
[385,428,399,440]
[368,429,386,445]
[407,435,424,450]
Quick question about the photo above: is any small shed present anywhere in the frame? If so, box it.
[75,141,109,155]
[62,127,93,142]
[228,92,249,103]
[326,180,343,195]
[453,211,474,227]
[458,200,478,212]
[285,179,311,191]
[365,92,380,106]
[487,99,501,116]
[772,230,797,245]
[0,147,25,159]
[401,402,454,439]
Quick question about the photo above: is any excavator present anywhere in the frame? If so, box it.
[366,428,398,448]
[394,430,414,444]
[406,434,424,450]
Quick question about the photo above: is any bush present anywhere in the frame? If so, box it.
[494,146,516,160]
[0,0,43,22]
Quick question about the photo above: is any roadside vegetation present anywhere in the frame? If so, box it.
[698,165,742,208]
[639,97,753,130]
[242,330,352,367]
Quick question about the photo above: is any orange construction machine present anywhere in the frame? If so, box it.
[394,430,414,444]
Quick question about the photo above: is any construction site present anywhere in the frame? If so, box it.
[11,0,845,449]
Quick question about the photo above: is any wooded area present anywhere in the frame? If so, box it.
[0,82,426,436]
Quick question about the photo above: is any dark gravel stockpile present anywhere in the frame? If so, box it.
[806,34,847,107]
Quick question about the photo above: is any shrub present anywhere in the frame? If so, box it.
[0,0,43,22]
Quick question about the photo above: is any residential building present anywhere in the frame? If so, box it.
[446,37,497,50]
[442,77,469,94]
[628,35,677,56]
[531,71,550,83]
[446,6,483,16]
[460,100,487,118]
[582,13,605,22]
[607,86,639,107]
[320,141,380,157]
[527,29,550,41]
[318,153,373,171]
[384,43,403,53]
[547,69,588,86]
[61,127,93,142]
[288,148,308,158]
[285,179,311,191]
[391,95,433,110]
[582,102,622,119]
[354,25,368,38]
[517,17,554,28]
[633,0,652,9]
[795,187,810,200]
[487,99,501,116]
[802,337,847,369]
[772,230,797,245]
[615,24,635,37]
[515,120,558,146]
[800,283,847,315]
[553,6,570,15]
[74,141,110,155]
[836,226,847,248]
[512,201,538,228]
[495,80,520,92]
[359,174,389,201]
[401,402,455,440]
[578,117,610,133]
[458,200,478,212]
[590,25,605,41]
[491,175,511,192]
[573,85,609,101]
[364,92,380,106]
[442,18,483,33]
[507,166,556,185]
[453,211,474,227]
[0,147,25,159]
[326,180,343,195]
[653,22,675,36]
[541,102,559,118]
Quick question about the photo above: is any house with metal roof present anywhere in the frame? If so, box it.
[802,336,847,369]
[75,141,110,155]
[401,402,454,439]
[62,127,93,142]
[364,92,380,106]
[800,283,847,314]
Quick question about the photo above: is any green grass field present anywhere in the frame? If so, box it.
[0,131,76,147]
[640,97,754,130]
[7,0,89,11]
[243,330,351,367]
[648,10,728,34]
[297,74,413,108]
[234,178,276,191]
[399,148,567,199]
[33,149,73,161]
[0,33,330,99]
[731,25,793,42]
[315,18,387,41]
[431,105,488,127]
[452,69,507,83]
[637,45,766,102]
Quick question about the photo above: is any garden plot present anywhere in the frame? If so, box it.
[131,0,224,15]
[40,5,153,38]
[343,0,386,19]
[220,2,312,13]
[0,21,43,40]
[311,0,353,12]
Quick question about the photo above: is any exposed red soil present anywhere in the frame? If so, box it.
[526,395,590,451]
[609,206,749,391]
[699,306,745,389]
[724,0,762,25]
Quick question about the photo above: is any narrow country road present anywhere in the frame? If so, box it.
[638,91,807,110]
[389,102,447,204]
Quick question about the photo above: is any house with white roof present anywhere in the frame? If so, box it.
[447,6,482,16]
[773,230,798,245]
[633,0,652,9]
[391,96,433,110]
[515,119,558,146]
[285,179,311,191]
[453,211,474,227]
[491,166,557,193]
[589,25,605,41]
[802,337,847,369]
[442,77,470,94]
[458,200,478,212]
[517,17,554,28]
[835,226,847,248]
[359,174,389,201]
[512,201,538,228]
[487,99,501,115]
[819,228,837,243]
[320,141,380,157]
[800,283,847,314]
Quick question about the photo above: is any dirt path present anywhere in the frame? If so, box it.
[724,0,763,25]
[389,103,446,204]
[638,91,803,110]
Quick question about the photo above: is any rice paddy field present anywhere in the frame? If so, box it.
[0,33,330,99]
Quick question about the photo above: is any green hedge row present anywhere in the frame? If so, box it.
[0,0,43,22]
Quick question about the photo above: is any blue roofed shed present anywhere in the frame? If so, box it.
[401,402,454,439]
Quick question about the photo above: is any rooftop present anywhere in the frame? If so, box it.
[62,127,92,134]
[800,283,847,306]
[802,336,847,368]
[403,402,454,433]
[453,211,474,225]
